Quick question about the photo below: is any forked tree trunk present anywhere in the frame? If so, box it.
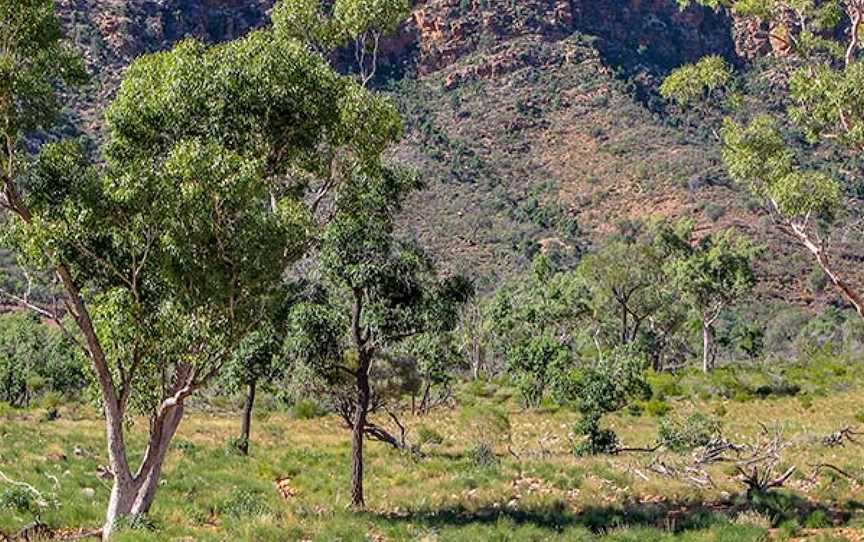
[239,380,257,456]
[102,403,185,540]
[350,365,370,508]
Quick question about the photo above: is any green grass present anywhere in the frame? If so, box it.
[3,371,864,541]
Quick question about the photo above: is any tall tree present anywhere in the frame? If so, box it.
[273,0,410,85]
[0,3,401,536]
[286,170,472,508]
[661,221,757,372]
[667,0,864,318]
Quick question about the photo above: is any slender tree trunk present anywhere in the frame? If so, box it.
[132,404,184,516]
[620,303,628,345]
[702,323,714,373]
[471,338,483,380]
[239,379,257,456]
[351,359,371,508]
[812,246,864,319]
[784,217,864,319]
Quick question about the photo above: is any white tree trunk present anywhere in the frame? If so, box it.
[101,403,185,540]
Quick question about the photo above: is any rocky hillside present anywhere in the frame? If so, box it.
[49,0,849,308]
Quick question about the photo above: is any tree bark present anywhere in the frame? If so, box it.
[787,221,864,319]
[351,361,370,508]
[239,379,257,456]
[702,323,714,373]
[102,403,185,540]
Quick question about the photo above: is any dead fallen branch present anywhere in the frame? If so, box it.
[615,442,663,454]
[822,427,862,447]
[810,463,859,481]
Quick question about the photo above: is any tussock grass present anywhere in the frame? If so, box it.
[2,377,864,540]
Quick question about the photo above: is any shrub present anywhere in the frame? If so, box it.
[643,398,672,417]
[469,442,499,467]
[416,425,444,448]
[0,486,36,515]
[572,347,651,455]
[291,399,325,420]
[225,436,249,456]
[219,489,271,520]
[803,509,832,529]
[658,413,722,451]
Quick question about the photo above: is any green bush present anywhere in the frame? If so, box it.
[572,347,651,455]
[803,509,832,529]
[416,425,444,448]
[225,436,249,456]
[642,398,672,417]
[658,413,722,451]
[291,399,325,420]
[219,489,271,520]
[469,442,499,467]
[0,486,37,515]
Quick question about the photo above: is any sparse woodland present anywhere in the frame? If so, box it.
[3,1,864,541]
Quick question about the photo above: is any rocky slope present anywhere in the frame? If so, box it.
[50,0,852,308]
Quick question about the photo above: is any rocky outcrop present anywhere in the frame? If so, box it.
[406,0,736,75]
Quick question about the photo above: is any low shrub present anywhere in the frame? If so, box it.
[658,413,722,451]
[219,489,271,520]
[291,399,326,420]
[642,398,672,417]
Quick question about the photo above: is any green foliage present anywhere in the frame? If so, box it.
[660,55,732,106]
[0,487,37,516]
[291,399,326,420]
[416,425,444,448]
[272,0,410,82]
[662,221,756,320]
[658,413,722,451]
[0,0,87,146]
[506,331,572,407]
[218,489,271,520]
[571,346,651,455]
[0,312,84,407]
[665,0,863,325]
[642,398,672,418]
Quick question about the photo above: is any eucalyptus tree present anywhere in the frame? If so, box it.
[273,0,411,85]
[576,240,668,347]
[485,255,587,405]
[660,221,757,372]
[0,2,400,536]
[285,170,472,508]
[667,0,864,318]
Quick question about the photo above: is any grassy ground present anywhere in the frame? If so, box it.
[2,375,864,541]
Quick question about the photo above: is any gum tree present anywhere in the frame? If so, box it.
[667,0,864,318]
[660,222,756,372]
[0,2,400,536]
[286,170,472,508]
[273,0,410,85]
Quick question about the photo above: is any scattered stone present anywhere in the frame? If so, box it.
[275,476,297,499]
[81,487,96,499]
